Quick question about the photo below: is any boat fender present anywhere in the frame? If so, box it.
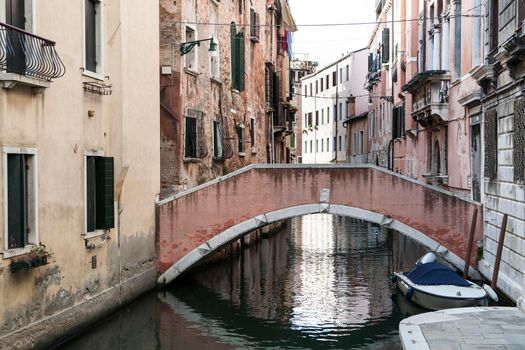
[405,287,414,301]
[391,274,397,283]
[483,284,499,302]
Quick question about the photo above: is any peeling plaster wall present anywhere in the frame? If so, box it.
[0,0,159,348]
[159,0,272,196]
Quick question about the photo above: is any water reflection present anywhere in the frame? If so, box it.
[58,214,428,350]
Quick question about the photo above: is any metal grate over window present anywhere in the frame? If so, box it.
[213,115,233,160]
[184,109,208,159]
[514,98,525,182]
[484,109,498,181]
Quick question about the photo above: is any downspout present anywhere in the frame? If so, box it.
[335,61,339,163]
[389,2,395,171]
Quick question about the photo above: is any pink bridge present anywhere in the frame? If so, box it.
[157,164,483,285]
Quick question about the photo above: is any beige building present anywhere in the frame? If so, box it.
[0,1,159,348]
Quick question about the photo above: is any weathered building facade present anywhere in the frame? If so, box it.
[471,0,525,301]
[159,0,296,196]
[301,49,369,164]
[0,0,159,348]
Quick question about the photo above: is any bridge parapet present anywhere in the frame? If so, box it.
[157,164,483,285]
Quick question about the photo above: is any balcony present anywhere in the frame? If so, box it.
[0,22,65,93]
[402,70,450,128]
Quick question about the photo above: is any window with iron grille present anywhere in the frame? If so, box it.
[236,124,246,154]
[514,98,525,182]
[184,109,208,159]
[484,109,498,180]
[250,117,257,152]
[265,64,274,107]
[250,9,260,42]
[230,23,245,91]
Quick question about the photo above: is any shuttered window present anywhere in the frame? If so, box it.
[86,156,114,232]
[184,109,208,159]
[231,23,245,91]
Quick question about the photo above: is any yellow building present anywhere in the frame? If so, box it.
[0,1,159,348]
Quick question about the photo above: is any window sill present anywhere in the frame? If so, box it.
[211,77,222,85]
[238,152,246,157]
[82,70,105,81]
[183,157,204,163]
[231,88,240,94]
[251,147,257,154]
[2,245,36,259]
[184,68,200,77]
[83,230,108,240]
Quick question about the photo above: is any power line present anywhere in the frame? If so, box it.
[169,13,482,29]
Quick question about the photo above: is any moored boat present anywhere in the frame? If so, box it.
[393,254,496,310]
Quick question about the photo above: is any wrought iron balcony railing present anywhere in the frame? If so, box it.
[0,22,65,81]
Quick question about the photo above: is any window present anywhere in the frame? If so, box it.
[339,102,343,120]
[489,0,499,53]
[185,26,198,70]
[326,138,329,151]
[316,81,318,94]
[84,0,103,75]
[249,8,260,41]
[213,120,223,159]
[85,154,114,233]
[210,40,220,78]
[339,136,342,151]
[304,85,307,97]
[453,2,461,78]
[327,107,330,123]
[316,140,319,152]
[332,71,337,86]
[345,65,349,81]
[310,140,313,153]
[321,109,324,124]
[310,83,313,96]
[345,135,348,151]
[4,0,34,32]
[320,78,323,92]
[334,104,337,122]
[321,139,324,152]
[333,137,337,151]
[315,111,319,126]
[359,130,364,154]
[3,147,38,252]
[185,109,207,158]
[231,23,245,91]
[236,124,246,154]
[326,75,329,89]
[250,117,257,152]
[353,132,357,155]
[291,133,296,149]
[339,68,342,83]
[304,141,308,153]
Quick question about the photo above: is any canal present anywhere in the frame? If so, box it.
[57,214,431,349]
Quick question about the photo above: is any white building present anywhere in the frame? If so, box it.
[301,49,369,164]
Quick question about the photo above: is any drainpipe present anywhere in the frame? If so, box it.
[335,61,339,163]
[389,1,395,171]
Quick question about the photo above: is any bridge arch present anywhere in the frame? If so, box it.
[157,164,483,286]
[158,203,472,285]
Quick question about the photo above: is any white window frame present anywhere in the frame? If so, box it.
[184,25,198,72]
[84,149,106,239]
[0,0,36,32]
[2,146,38,258]
[82,0,105,80]
[237,123,246,156]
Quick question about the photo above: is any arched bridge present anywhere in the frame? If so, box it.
[157,164,483,285]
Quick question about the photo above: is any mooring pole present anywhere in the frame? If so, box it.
[463,207,478,279]
[491,213,509,289]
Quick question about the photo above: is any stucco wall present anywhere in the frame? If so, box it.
[0,0,159,348]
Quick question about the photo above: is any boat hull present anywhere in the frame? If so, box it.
[395,273,488,310]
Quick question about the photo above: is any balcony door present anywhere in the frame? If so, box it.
[6,0,27,74]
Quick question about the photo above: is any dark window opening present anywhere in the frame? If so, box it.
[86,156,114,232]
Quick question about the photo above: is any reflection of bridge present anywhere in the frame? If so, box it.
[157,164,483,285]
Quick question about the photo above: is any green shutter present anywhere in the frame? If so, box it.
[231,23,237,89]
[95,157,114,230]
[236,32,245,91]
[86,156,96,232]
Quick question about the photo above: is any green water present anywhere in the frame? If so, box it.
[58,214,430,350]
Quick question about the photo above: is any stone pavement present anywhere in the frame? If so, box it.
[399,307,525,350]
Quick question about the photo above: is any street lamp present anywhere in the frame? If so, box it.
[179,38,217,57]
